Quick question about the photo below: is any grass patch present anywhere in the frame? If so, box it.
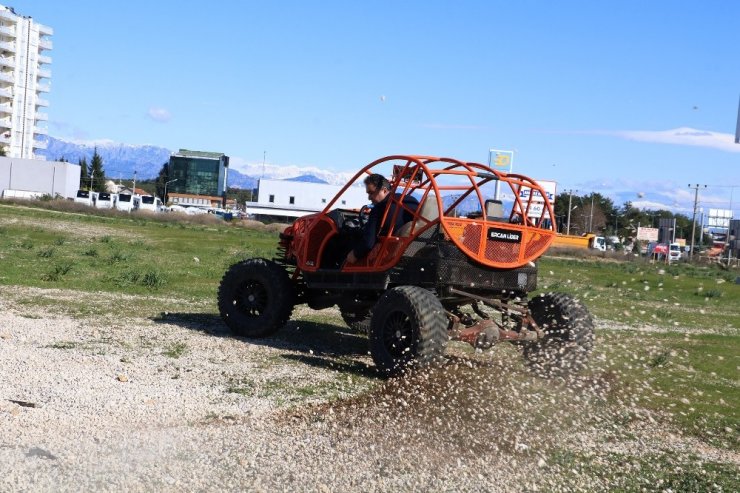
[163,342,188,358]
[546,450,738,492]
[47,341,79,349]
[41,262,73,282]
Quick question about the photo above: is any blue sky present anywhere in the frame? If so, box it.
[13,0,740,216]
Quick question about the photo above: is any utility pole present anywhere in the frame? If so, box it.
[688,184,706,259]
[588,194,595,232]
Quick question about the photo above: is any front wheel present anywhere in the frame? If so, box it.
[217,258,295,337]
[523,292,594,377]
[369,286,448,377]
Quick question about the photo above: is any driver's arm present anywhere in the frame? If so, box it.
[347,206,381,261]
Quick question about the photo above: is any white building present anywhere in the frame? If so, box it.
[0,5,52,159]
[245,179,369,220]
[0,156,80,199]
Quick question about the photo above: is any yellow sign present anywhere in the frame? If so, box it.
[489,149,514,171]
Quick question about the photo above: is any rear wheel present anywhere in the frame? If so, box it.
[523,292,594,377]
[369,286,448,377]
[217,258,295,337]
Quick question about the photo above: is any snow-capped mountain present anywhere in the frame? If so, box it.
[40,136,172,180]
[37,136,325,189]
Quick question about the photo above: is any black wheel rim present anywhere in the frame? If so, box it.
[234,280,268,317]
[383,311,414,359]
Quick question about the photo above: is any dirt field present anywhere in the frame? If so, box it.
[1,286,737,492]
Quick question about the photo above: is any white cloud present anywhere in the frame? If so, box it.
[147,107,172,123]
[601,127,740,153]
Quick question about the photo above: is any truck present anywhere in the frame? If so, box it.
[551,233,606,251]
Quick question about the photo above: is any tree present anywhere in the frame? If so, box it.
[89,148,106,193]
[79,156,89,190]
[155,161,169,200]
[227,187,254,207]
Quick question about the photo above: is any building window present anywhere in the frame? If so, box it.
[289,196,295,205]
[342,200,346,205]
[269,194,275,203]
[321,198,326,204]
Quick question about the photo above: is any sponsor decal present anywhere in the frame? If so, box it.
[488,227,522,243]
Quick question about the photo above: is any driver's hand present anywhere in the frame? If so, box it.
[345,250,358,264]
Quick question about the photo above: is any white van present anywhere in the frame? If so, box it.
[138,195,163,213]
[94,192,117,209]
[115,193,140,212]
[74,190,97,207]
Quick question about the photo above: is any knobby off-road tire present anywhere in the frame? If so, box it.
[523,292,594,377]
[217,258,295,338]
[369,286,448,377]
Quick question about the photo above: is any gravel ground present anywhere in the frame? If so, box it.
[1,287,737,492]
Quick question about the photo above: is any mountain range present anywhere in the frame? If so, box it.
[37,136,691,213]
[38,136,328,190]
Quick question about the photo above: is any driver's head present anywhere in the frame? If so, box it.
[364,174,390,204]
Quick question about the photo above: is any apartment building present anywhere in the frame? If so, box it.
[0,4,52,159]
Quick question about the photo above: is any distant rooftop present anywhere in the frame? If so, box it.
[174,149,226,159]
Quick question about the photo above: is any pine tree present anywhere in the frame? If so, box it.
[155,161,169,200]
[79,157,89,190]
[89,148,106,193]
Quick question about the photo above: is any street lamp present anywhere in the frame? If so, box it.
[164,179,178,206]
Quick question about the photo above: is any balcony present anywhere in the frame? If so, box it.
[0,133,10,144]
[0,117,10,128]
[0,10,16,21]
[39,38,52,50]
[0,55,14,67]
[38,24,53,36]
[38,54,51,64]
[0,103,11,114]
[0,40,15,52]
[36,111,48,120]
[36,82,50,92]
[34,127,48,136]
[36,97,49,107]
[0,71,12,83]
[37,67,51,78]
[0,86,12,98]
[0,25,15,38]
[34,138,47,149]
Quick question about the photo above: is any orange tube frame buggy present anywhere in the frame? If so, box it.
[283,155,556,273]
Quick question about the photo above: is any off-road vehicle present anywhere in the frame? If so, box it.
[218,155,594,376]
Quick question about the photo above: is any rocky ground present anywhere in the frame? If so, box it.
[1,286,737,492]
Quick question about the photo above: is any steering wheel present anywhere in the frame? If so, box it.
[358,205,371,228]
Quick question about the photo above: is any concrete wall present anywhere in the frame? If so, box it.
[0,157,81,199]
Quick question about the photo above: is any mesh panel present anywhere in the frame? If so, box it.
[484,239,521,263]
[524,233,552,258]
[461,224,482,255]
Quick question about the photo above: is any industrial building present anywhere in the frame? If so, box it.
[0,155,80,199]
[245,178,368,221]
[0,4,52,159]
[167,149,229,208]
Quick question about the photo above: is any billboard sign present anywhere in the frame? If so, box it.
[520,179,557,218]
[488,149,514,172]
[637,226,659,241]
[707,208,733,228]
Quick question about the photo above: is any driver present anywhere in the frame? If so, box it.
[344,174,419,264]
